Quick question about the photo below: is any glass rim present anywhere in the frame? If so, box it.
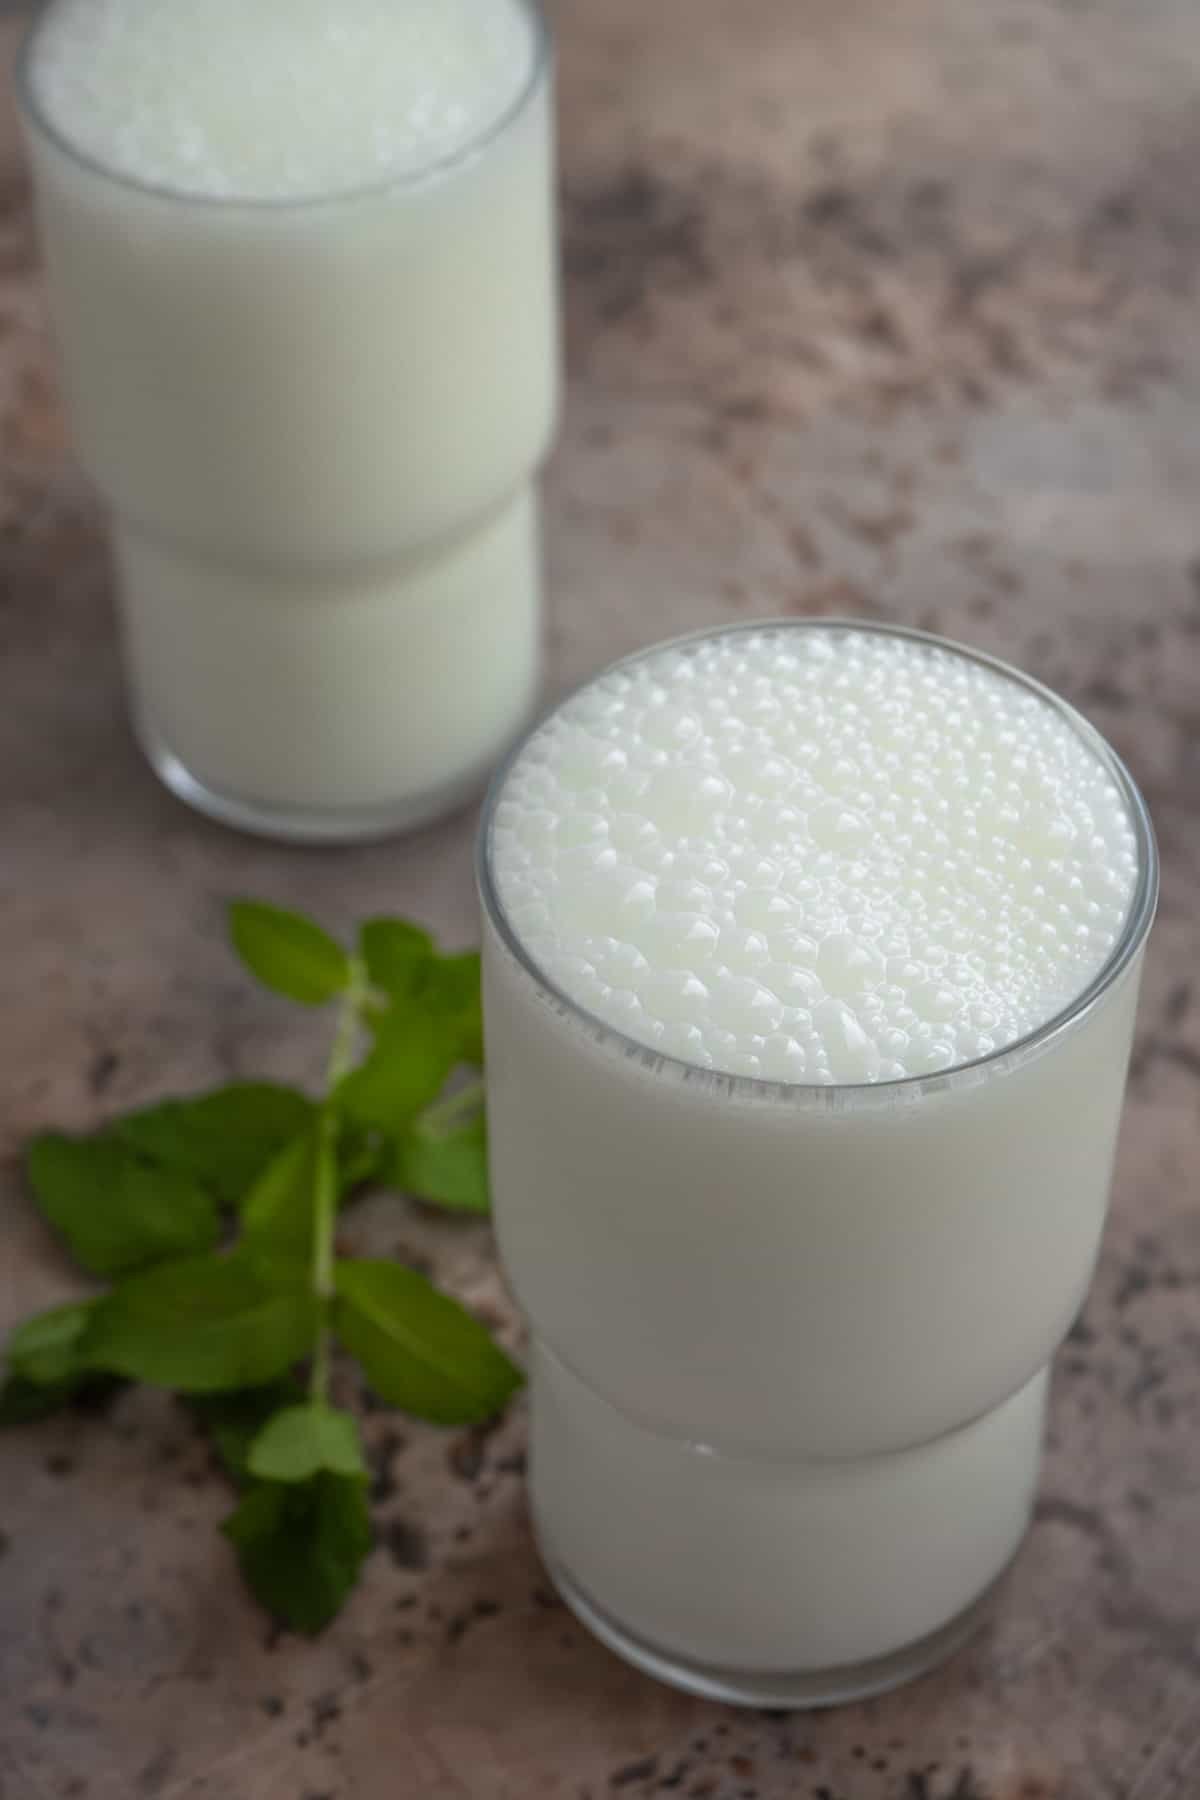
[17,0,551,213]
[477,618,1159,1105]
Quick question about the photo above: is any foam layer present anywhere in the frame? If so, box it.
[490,627,1139,1084]
[28,0,537,201]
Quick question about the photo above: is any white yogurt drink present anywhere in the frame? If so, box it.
[479,622,1157,1705]
[21,0,558,840]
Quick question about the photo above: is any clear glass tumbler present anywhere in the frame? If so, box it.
[19,1,559,842]
[477,622,1158,1707]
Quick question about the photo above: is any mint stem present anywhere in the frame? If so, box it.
[309,961,367,1405]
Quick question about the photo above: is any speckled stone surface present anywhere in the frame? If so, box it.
[1,1,1199,1795]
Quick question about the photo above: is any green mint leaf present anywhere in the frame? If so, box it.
[360,918,435,1007]
[335,1011,460,1138]
[0,1372,121,1425]
[222,1470,371,1634]
[1,1302,115,1427]
[361,921,482,1067]
[229,902,351,1007]
[333,1260,522,1426]
[1,1303,119,1425]
[0,1372,83,1425]
[191,1379,306,1486]
[27,1134,220,1279]
[116,1083,315,1207]
[6,1301,96,1386]
[247,1403,365,1484]
[84,1253,320,1394]
[336,1123,388,1197]
[398,1112,489,1215]
[424,952,484,1068]
[240,1127,325,1275]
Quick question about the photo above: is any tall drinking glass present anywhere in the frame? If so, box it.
[478,621,1157,1707]
[20,0,558,842]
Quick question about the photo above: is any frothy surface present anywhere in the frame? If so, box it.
[28,0,537,201]
[491,628,1139,1084]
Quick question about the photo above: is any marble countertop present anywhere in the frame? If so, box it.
[2,1,1199,1795]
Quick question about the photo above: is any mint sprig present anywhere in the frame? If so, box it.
[0,1302,115,1423]
[83,1253,321,1393]
[27,1136,220,1278]
[334,1259,520,1425]
[117,1083,316,1207]
[247,1402,367,1483]
[223,1469,373,1636]
[191,1379,306,1486]
[1,901,518,1634]
[395,1091,489,1214]
[229,901,353,1006]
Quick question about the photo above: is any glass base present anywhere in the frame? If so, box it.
[116,483,543,846]
[136,709,489,845]
[541,1538,1012,1710]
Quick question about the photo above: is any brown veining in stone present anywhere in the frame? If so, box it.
[2,0,1200,1795]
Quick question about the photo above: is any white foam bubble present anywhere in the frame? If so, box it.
[491,627,1140,1084]
[28,0,537,201]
